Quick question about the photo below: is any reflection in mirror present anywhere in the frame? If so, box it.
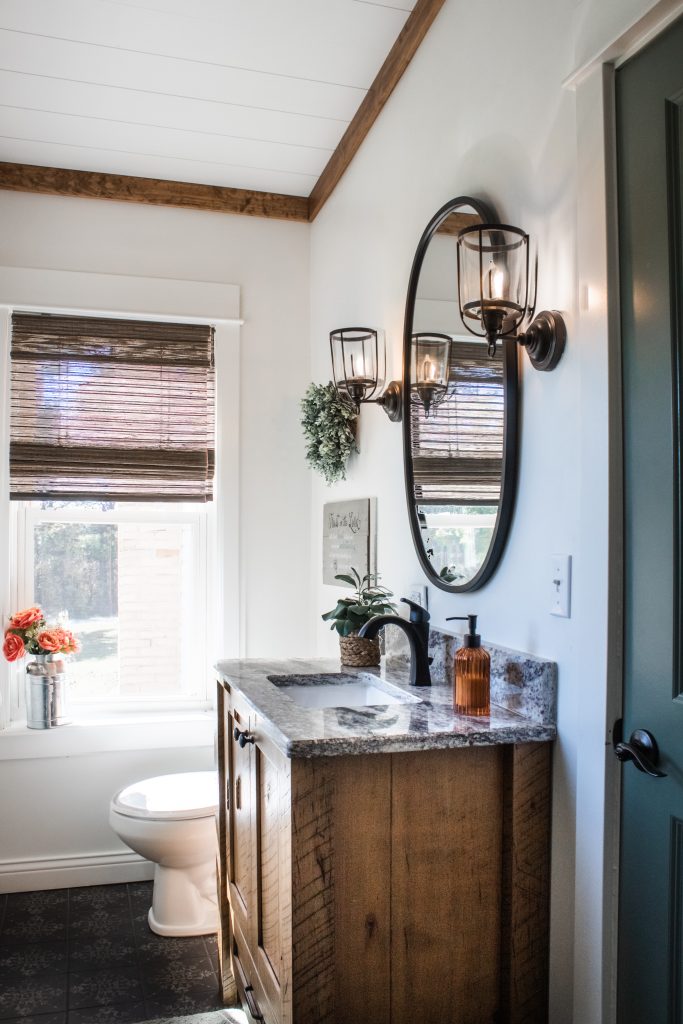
[410,332,451,417]
[403,198,518,592]
[412,340,503,585]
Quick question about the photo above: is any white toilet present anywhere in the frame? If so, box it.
[109,771,219,937]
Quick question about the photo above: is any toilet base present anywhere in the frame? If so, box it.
[148,861,219,937]
[148,904,218,937]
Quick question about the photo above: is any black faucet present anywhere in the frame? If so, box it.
[359,598,432,686]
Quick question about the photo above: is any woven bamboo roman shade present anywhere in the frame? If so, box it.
[10,312,215,502]
[411,340,503,505]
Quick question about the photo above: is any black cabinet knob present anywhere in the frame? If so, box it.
[233,725,255,748]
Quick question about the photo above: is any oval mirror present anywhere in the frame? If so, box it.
[402,196,519,592]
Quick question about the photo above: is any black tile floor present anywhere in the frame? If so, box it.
[0,882,243,1024]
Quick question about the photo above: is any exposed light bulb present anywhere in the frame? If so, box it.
[422,355,436,382]
[350,352,365,379]
[489,263,505,300]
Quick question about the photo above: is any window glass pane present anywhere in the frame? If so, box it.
[33,511,201,702]
[34,520,119,700]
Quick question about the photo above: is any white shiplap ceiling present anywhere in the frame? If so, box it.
[0,0,416,197]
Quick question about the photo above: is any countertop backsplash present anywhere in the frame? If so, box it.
[385,625,557,726]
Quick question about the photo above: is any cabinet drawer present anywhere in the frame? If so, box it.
[232,938,267,1023]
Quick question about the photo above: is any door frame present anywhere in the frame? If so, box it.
[569,4,683,1021]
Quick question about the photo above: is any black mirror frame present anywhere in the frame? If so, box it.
[402,196,520,593]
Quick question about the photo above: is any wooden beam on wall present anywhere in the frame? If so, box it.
[0,162,310,223]
[435,212,482,234]
[307,0,448,222]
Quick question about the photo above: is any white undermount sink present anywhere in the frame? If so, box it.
[267,672,422,710]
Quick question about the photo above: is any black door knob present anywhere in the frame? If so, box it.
[614,726,667,778]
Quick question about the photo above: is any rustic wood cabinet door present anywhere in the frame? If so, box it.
[227,696,255,948]
[253,726,292,1024]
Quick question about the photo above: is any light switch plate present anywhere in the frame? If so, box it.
[550,554,571,618]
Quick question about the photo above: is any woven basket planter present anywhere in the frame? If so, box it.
[339,632,381,668]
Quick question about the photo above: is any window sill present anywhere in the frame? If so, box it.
[0,709,216,760]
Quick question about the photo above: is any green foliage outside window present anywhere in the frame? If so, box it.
[34,522,118,619]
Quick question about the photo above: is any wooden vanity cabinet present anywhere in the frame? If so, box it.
[216,679,552,1024]
[217,683,292,1023]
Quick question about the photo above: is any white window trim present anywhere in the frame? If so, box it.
[0,270,241,741]
[0,710,216,760]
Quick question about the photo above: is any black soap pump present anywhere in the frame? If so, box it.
[446,614,490,716]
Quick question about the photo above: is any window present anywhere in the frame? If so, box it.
[418,505,497,583]
[8,311,216,714]
[13,501,211,708]
[9,312,215,503]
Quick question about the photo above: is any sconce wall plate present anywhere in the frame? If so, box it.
[518,309,566,371]
[377,380,402,422]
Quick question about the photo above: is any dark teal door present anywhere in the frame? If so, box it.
[617,15,683,1022]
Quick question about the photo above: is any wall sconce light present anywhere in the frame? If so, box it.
[411,333,451,417]
[456,223,566,371]
[330,327,402,421]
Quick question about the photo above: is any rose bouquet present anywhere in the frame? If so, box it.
[3,606,81,663]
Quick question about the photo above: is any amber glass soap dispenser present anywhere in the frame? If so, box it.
[446,614,490,716]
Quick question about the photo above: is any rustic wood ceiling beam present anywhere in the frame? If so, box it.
[0,0,446,223]
[435,212,483,234]
[307,0,448,222]
[0,162,310,222]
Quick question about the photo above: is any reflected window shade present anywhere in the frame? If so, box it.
[10,312,215,502]
[411,341,504,504]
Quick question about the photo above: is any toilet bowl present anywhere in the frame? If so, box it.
[109,771,219,937]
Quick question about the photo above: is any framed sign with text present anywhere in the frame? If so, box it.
[322,499,376,586]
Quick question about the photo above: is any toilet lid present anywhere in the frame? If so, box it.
[112,772,218,820]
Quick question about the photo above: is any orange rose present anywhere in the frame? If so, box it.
[36,629,66,653]
[61,630,81,655]
[10,606,43,630]
[3,631,25,662]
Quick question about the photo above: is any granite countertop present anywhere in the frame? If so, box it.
[215,654,557,759]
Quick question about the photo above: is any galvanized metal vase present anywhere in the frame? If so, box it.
[25,654,70,729]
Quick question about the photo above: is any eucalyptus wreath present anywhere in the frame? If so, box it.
[300,382,358,485]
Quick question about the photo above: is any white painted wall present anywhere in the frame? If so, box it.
[306,1,656,1021]
[0,735,215,892]
[0,190,312,658]
[0,192,312,886]
[573,0,682,68]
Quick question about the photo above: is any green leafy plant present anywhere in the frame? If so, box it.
[300,382,358,485]
[322,568,397,637]
[439,564,465,584]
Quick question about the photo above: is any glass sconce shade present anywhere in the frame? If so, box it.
[457,225,537,355]
[411,333,452,417]
[330,327,385,409]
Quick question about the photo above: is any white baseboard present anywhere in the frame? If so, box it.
[0,849,154,893]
